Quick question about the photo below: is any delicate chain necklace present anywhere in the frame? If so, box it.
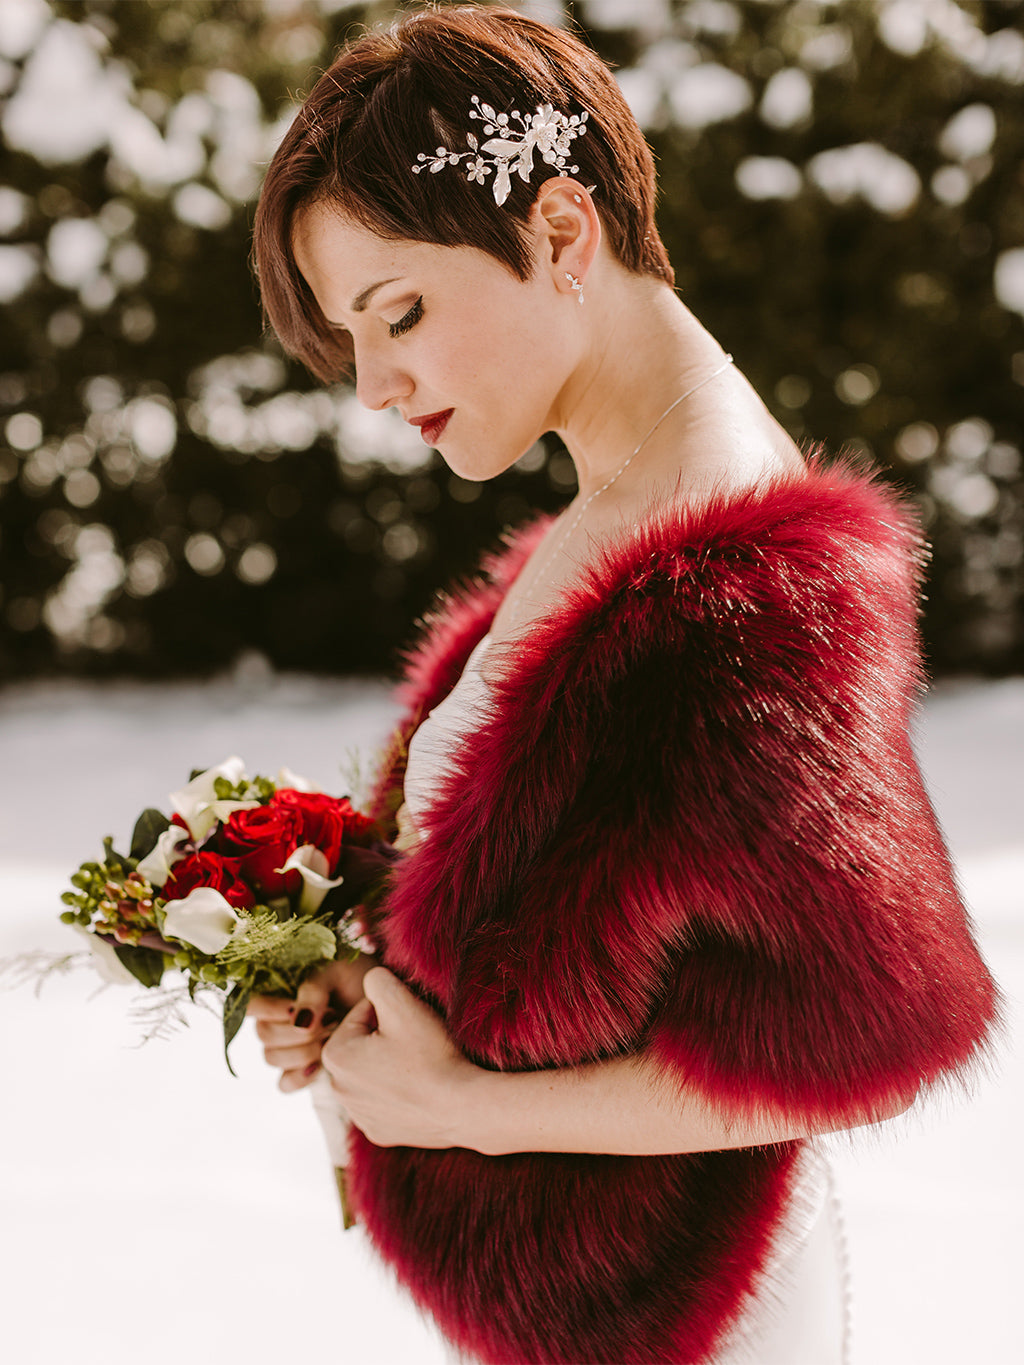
[507,354,734,625]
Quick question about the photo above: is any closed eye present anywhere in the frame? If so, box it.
[388,296,423,338]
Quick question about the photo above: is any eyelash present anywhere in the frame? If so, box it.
[388,297,423,339]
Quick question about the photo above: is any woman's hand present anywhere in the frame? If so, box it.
[322,967,482,1149]
[247,952,376,1093]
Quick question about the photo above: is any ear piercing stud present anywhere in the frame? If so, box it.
[565,272,585,305]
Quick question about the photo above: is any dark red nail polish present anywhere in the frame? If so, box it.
[294,1008,314,1029]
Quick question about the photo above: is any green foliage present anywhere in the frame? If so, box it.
[217,911,339,1070]
[101,835,133,875]
[130,807,171,859]
[212,773,275,802]
[114,943,166,987]
[1,0,1021,678]
[0,949,91,993]
[222,981,250,1075]
[217,909,338,992]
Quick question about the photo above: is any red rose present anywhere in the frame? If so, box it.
[273,790,375,872]
[218,802,304,897]
[164,851,255,909]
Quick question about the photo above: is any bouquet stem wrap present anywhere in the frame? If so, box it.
[309,1068,357,1230]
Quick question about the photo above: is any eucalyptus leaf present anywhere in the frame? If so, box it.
[114,944,166,988]
[222,983,251,1077]
[130,808,171,861]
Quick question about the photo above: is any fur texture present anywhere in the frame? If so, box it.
[354,460,999,1365]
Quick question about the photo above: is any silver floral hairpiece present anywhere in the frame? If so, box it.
[411,95,589,207]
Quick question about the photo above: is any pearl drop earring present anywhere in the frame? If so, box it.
[565,272,585,306]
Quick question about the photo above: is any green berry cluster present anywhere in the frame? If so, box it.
[59,837,159,945]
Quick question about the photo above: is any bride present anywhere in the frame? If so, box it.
[246,7,998,1363]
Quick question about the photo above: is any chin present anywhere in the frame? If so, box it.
[443,464,498,484]
[443,445,531,484]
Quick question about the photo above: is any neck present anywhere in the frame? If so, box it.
[551,271,738,503]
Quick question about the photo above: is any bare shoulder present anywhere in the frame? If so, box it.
[689,438,808,501]
[612,441,806,536]
[482,441,808,684]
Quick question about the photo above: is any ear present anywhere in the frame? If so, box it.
[530,178,601,298]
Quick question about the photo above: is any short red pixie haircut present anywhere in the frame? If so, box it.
[252,4,674,381]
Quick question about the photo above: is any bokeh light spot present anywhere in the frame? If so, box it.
[184,532,225,575]
[64,468,101,507]
[776,375,811,409]
[5,411,43,450]
[236,543,278,585]
[835,366,880,406]
[896,422,939,463]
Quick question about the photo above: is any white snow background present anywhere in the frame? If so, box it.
[0,671,1020,1365]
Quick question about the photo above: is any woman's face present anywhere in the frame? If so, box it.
[292,202,581,480]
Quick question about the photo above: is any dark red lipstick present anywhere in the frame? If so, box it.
[409,409,453,445]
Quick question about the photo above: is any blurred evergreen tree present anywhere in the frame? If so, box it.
[0,0,1021,681]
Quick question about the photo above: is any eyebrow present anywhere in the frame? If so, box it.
[351,277,402,312]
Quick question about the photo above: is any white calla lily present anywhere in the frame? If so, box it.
[276,844,345,914]
[161,887,240,955]
[276,765,316,792]
[135,825,191,888]
[73,926,137,986]
[202,798,262,838]
[169,756,258,840]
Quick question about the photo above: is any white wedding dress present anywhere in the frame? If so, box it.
[395,632,852,1365]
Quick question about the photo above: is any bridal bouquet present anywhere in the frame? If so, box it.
[58,756,392,1070]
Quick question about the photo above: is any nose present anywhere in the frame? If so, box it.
[353,341,413,413]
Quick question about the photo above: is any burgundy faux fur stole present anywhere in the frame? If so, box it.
[353,459,999,1365]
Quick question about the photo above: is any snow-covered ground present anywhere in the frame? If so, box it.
[0,670,1020,1365]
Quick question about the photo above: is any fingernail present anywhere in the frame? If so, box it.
[304,1061,320,1077]
[321,1010,340,1028]
[294,1009,314,1029]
